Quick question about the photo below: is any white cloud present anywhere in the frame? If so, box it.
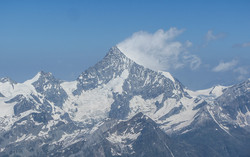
[242,42,250,47]
[233,42,250,48]
[234,67,249,81]
[117,28,201,71]
[212,60,238,72]
[213,60,249,81]
[183,55,201,70]
[205,30,225,42]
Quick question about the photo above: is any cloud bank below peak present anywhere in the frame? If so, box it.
[117,28,201,72]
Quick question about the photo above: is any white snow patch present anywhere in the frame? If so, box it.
[0,82,15,97]
[0,98,15,117]
[111,148,121,156]
[186,85,227,98]
[181,129,192,134]
[89,121,105,134]
[153,98,179,119]
[23,72,41,85]
[106,69,129,94]
[128,94,164,118]
[61,81,78,96]
[25,134,37,141]
[159,71,175,83]
[210,85,227,97]
[156,97,198,133]
[0,74,39,103]
[186,88,213,98]
[13,83,37,97]
[16,120,27,125]
[128,94,200,134]
[107,131,141,144]
[236,106,250,127]
[15,134,27,143]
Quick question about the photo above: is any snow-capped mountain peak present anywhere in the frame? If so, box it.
[23,71,52,84]
[0,46,249,156]
[64,46,197,132]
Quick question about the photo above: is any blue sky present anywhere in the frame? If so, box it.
[0,0,249,89]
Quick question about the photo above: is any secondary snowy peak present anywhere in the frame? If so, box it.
[213,80,250,128]
[30,71,54,83]
[30,71,68,107]
[0,77,16,84]
[216,79,249,108]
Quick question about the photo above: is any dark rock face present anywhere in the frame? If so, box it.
[215,80,250,119]
[209,80,250,132]
[51,113,197,157]
[176,118,250,157]
[5,95,36,115]
[0,111,81,157]
[0,92,4,97]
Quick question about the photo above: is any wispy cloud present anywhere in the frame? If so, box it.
[117,28,201,71]
[212,59,249,81]
[234,67,249,81]
[205,30,225,42]
[233,42,250,48]
[212,60,238,72]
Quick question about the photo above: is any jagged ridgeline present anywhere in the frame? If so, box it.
[0,46,249,157]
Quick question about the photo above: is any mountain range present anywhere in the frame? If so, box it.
[0,46,249,157]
